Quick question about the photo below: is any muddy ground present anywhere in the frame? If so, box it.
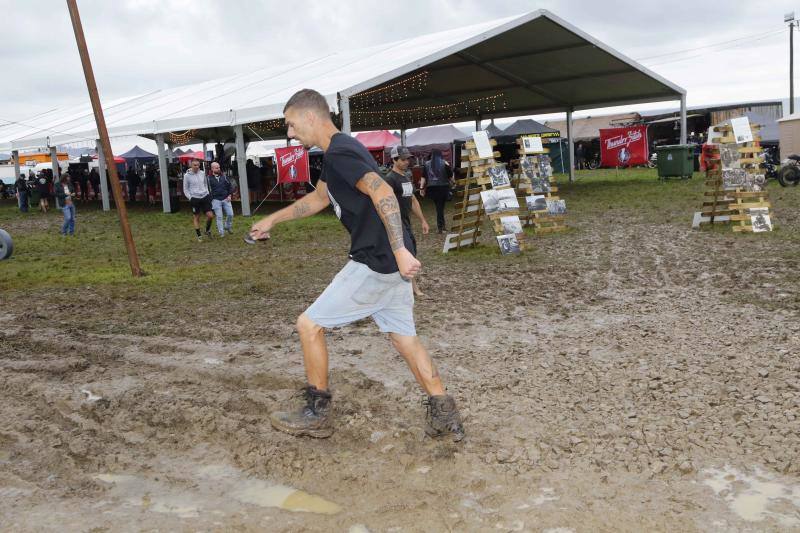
[1,176,799,532]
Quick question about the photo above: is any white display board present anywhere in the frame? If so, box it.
[472,131,493,159]
[730,116,754,144]
[521,135,544,153]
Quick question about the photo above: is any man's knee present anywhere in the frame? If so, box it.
[297,313,322,337]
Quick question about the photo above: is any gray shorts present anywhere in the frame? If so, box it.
[305,260,416,337]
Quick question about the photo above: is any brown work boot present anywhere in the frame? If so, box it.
[424,394,465,442]
[270,385,333,438]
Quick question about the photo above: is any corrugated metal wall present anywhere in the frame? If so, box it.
[711,104,782,124]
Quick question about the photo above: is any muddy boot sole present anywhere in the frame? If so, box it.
[269,412,334,439]
[424,424,465,442]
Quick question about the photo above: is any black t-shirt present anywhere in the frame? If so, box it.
[320,133,412,274]
[384,169,414,229]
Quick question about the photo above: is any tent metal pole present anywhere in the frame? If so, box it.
[96,140,110,211]
[475,116,481,131]
[566,109,575,183]
[340,95,351,134]
[156,133,171,213]
[50,146,61,209]
[12,150,20,187]
[234,124,251,216]
[679,94,687,145]
[400,127,407,146]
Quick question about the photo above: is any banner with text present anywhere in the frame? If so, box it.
[599,125,648,167]
[275,146,310,184]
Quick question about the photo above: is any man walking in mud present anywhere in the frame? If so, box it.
[249,89,464,441]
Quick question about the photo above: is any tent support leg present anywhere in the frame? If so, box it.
[97,140,110,211]
[235,124,251,216]
[566,108,576,183]
[12,150,20,187]
[340,95,351,134]
[679,94,687,145]
[156,133,171,213]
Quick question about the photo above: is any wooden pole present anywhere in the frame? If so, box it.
[66,0,142,276]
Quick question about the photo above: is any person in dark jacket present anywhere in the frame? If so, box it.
[56,174,76,236]
[208,161,236,236]
[89,167,101,200]
[78,168,90,202]
[36,171,51,213]
[126,167,140,202]
[419,149,453,233]
[15,174,29,212]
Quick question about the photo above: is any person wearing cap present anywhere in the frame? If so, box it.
[384,145,429,296]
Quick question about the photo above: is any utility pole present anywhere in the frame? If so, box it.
[787,12,796,115]
[66,0,143,276]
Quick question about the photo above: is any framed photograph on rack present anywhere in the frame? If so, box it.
[487,166,511,188]
[497,234,521,255]
[521,135,544,154]
[500,215,523,235]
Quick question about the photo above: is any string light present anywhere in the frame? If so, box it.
[351,93,507,128]
[167,129,197,144]
[351,72,430,110]
[248,118,286,137]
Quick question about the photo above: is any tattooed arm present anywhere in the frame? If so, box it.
[249,180,330,239]
[356,172,422,278]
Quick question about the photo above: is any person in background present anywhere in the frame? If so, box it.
[183,158,215,241]
[383,145,429,297]
[15,173,29,212]
[576,142,586,170]
[89,167,101,200]
[78,168,90,203]
[419,149,453,233]
[145,166,158,207]
[208,161,236,236]
[56,173,76,236]
[36,171,51,213]
[126,167,140,202]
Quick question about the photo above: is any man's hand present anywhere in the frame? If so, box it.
[225,195,231,202]
[421,219,430,234]
[249,216,273,240]
[395,247,421,279]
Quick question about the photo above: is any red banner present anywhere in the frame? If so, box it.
[599,125,648,167]
[275,146,310,184]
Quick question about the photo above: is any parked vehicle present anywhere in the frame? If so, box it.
[778,154,800,187]
[761,145,779,181]
[0,228,12,260]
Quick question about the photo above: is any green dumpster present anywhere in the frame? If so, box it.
[655,145,694,180]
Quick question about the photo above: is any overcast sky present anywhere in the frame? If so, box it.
[2,0,798,151]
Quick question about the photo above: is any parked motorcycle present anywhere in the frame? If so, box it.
[778,154,800,187]
[761,145,779,181]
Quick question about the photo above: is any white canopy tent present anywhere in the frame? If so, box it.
[1,9,685,213]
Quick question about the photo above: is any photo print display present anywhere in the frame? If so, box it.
[546,198,567,215]
[500,215,524,235]
[472,130,494,159]
[749,208,772,232]
[481,188,519,216]
[538,155,553,178]
[722,169,766,191]
[497,234,521,255]
[730,116,754,144]
[719,144,741,170]
[522,135,544,154]
[487,165,511,188]
[526,194,548,212]
[520,155,539,181]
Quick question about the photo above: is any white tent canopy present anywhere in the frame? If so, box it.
[0,9,685,152]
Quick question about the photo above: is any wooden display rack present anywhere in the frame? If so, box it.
[693,124,772,232]
[513,137,567,234]
[442,139,490,252]
[443,137,526,253]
